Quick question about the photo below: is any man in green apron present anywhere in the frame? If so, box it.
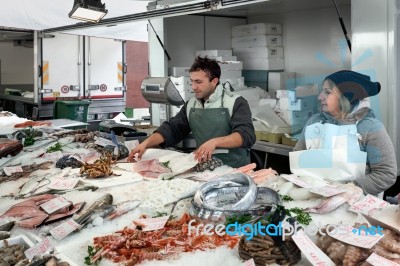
[128,56,256,168]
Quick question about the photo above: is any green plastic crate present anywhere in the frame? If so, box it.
[53,100,91,122]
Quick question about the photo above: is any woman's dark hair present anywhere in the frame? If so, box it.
[189,56,221,82]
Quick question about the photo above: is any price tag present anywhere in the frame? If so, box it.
[243,258,256,266]
[135,216,169,232]
[3,166,23,176]
[124,140,139,152]
[94,137,115,147]
[24,237,53,260]
[49,219,81,241]
[40,197,70,214]
[292,230,335,266]
[48,178,79,190]
[330,225,383,249]
[366,253,400,266]
[348,194,389,215]
[309,185,346,197]
[281,174,313,188]
[43,151,63,162]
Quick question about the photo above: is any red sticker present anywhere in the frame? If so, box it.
[100,84,107,92]
[61,85,69,93]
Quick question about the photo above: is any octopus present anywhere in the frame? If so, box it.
[316,224,400,265]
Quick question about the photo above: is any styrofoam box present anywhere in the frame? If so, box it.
[233,47,284,59]
[195,50,232,57]
[220,77,245,87]
[169,67,190,76]
[268,72,296,98]
[218,61,243,71]
[220,70,242,79]
[278,96,316,111]
[232,35,283,48]
[277,109,314,126]
[208,55,237,61]
[232,23,282,37]
[242,58,285,71]
[0,235,34,249]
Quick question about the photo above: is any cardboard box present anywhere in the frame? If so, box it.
[232,23,282,37]
[232,35,283,48]
[196,50,232,57]
[242,58,285,71]
[233,47,284,59]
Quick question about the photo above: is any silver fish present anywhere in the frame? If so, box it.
[17,170,63,197]
[194,173,258,211]
[190,187,281,221]
[0,231,12,240]
[0,221,15,231]
[74,194,113,226]
[106,199,141,220]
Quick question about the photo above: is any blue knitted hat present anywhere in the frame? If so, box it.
[325,70,381,104]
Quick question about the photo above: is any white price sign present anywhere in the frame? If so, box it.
[330,225,383,249]
[24,237,53,260]
[348,194,389,215]
[49,219,81,241]
[135,216,169,231]
[48,178,79,190]
[43,151,63,162]
[124,140,139,152]
[292,230,335,266]
[40,197,70,214]
[309,185,346,197]
[281,174,313,188]
[94,137,115,147]
[3,166,23,176]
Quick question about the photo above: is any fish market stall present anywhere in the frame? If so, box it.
[0,117,399,265]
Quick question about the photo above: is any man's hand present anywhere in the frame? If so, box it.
[194,139,217,163]
[127,143,147,162]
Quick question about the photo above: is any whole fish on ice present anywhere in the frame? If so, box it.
[305,183,363,213]
[73,193,114,227]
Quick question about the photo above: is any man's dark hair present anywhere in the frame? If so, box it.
[189,56,221,82]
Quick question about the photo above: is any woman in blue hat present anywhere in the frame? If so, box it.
[290,70,397,196]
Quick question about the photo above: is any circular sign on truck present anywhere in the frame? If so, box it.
[100,84,107,92]
[61,85,69,94]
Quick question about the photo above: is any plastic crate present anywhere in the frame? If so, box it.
[53,100,91,122]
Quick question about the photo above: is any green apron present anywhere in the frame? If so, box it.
[188,91,250,168]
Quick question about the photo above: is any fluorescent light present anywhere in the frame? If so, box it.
[69,0,108,23]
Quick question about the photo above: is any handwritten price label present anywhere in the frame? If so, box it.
[40,197,70,214]
[135,216,169,232]
[348,194,389,215]
[281,174,313,188]
[43,151,63,162]
[124,140,139,152]
[330,225,383,249]
[3,166,23,176]
[243,258,256,266]
[49,219,81,241]
[309,185,346,197]
[367,253,400,266]
[48,178,79,190]
[24,237,53,260]
[292,230,335,266]
[94,137,115,147]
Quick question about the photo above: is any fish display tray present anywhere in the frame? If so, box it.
[189,187,281,224]
[0,235,34,249]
